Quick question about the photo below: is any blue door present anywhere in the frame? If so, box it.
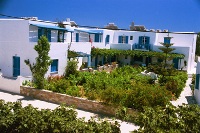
[76,33,79,42]
[173,58,179,69]
[13,56,20,77]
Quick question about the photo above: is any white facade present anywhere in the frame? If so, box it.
[0,18,197,78]
[0,19,69,78]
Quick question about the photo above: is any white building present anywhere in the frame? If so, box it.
[0,18,197,79]
[0,19,72,78]
[91,30,197,73]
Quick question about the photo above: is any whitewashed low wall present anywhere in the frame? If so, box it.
[110,44,132,50]
[0,76,32,94]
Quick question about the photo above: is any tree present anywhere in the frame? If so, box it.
[147,35,177,84]
[64,59,78,78]
[25,35,52,89]
[196,33,200,56]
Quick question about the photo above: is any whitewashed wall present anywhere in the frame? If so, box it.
[0,19,30,77]
[0,19,68,77]
[0,76,32,94]
[153,32,197,73]
[69,42,91,54]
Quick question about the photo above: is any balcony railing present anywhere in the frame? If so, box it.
[133,43,151,51]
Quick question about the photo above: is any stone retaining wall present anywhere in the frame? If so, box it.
[20,86,136,116]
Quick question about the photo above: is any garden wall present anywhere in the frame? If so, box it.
[20,86,135,116]
[0,76,32,94]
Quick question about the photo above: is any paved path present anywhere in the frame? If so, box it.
[171,78,196,106]
[0,90,138,133]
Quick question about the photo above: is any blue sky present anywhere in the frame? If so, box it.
[1,0,200,32]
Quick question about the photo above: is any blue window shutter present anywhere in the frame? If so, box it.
[76,33,79,42]
[48,29,51,42]
[164,37,170,44]
[126,36,128,44]
[146,37,150,44]
[62,31,65,42]
[195,74,200,89]
[106,35,110,43]
[38,28,42,39]
[139,36,142,44]
[51,59,58,72]
[118,36,122,43]
[95,34,99,42]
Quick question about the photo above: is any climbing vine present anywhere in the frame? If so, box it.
[91,48,184,59]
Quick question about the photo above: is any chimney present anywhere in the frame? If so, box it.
[66,18,70,22]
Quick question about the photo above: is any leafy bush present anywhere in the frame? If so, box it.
[0,100,120,133]
[45,77,70,94]
[134,104,200,133]
[66,86,81,97]
[64,59,79,78]
[165,71,188,98]
[41,66,186,111]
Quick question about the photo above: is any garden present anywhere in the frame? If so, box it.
[20,36,198,132]
[47,63,188,109]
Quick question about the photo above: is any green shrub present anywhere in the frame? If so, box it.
[165,71,188,98]
[0,100,120,133]
[66,86,81,97]
[44,77,70,94]
[64,59,79,78]
[134,104,200,133]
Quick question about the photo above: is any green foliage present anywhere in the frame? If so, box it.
[165,71,188,98]
[91,48,184,59]
[64,59,79,78]
[66,86,81,97]
[134,104,200,133]
[24,35,52,89]
[68,66,172,110]
[67,50,81,59]
[196,33,200,56]
[42,65,187,111]
[45,76,70,94]
[0,100,120,133]
[190,74,196,95]
[148,36,179,85]
[192,74,196,85]
[22,80,35,87]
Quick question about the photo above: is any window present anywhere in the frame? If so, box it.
[130,36,133,40]
[106,35,110,44]
[164,37,171,44]
[38,28,51,42]
[139,36,150,44]
[94,34,102,42]
[58,31,65,42]
[51,59,58,72]
[118,36,128,44]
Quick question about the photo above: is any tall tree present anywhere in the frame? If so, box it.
[148,35,177,83]
[196,33,200,56]
[25,35,52,89]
